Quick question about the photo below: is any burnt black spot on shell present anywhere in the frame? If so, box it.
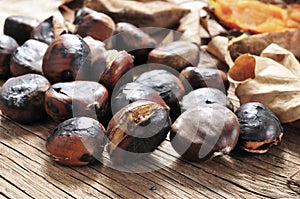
[61,70,73,81]
[79,153,96,163]
[65,102,73,113]
[47,99,59,114]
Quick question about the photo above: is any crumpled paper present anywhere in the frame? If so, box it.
[229,43,300,123]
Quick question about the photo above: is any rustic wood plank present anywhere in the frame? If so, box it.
[0,176,32,199]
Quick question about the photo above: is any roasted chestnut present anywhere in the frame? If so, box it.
[111,82,168,114]
[10,39,48,76]
[148,41,199,71]
[180,66,229,93]
[75,11,115,42]
[45,81,108,123]
[112,22,157,65]
[31,16,68,45]
[0,74,50,123]
[235,102,283,153]
[180,87,233,112]
[99,50,134,92]
[42,34,91,83]
[46,117,106,166]
[170,104,240,162]
[106,100,171,164]
[4,15,40,45]
[0,35,19,78]
[135,69,185,121]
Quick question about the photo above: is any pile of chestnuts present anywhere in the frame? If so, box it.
[0,7,284,167]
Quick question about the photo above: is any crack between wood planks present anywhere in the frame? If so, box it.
[0,176,33,199]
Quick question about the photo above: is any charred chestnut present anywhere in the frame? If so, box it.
[42,34,91,83]
[46,117,106,166]
[180,66,229,93]
[170,104,240,162]
[135,69,185,121]
[4,16,40,45]
[112,22,157,65]
[10,39,48,76]
[111,82,168,114]
[76,11,115,42]
[31,16,68,45]
[106,100,171,164]
[0,74,50,123]
[0,35,19,78]
[45,81,108,123]
[181,87,233,112]
[148,41,199,71]
[99,50,134,92]
[235,102,283,153]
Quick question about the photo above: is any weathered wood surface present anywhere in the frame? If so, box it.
[0,110,299,198]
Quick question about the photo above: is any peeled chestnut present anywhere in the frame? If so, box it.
[180,66,229,93]
[46,117,106,166]
[135,69,185,121]
[42,34,91,83]
[76,11,115,42]
[0,35,19,78]
[235,102,283,153]
[4,15,40,45]
[0,74,50,123]
[180,87,233,112]
[45,81,108,123]
[112,22,157,65]
[111,82,168,114]
[10,39,48,76]
[106,100,171,164]
[99,50,134,92]
[148,41,199,71]
[170,104,240,162]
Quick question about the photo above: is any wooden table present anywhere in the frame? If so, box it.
[1,111,299,198]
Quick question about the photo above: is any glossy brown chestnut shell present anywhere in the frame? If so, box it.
[148,41,199,71]
[42,34,91,83]
[10,39,48,76]
[45,81,109,123]
[170,104,240,162]
[106,100,171,164]
[4,15,40,45]
[111,82,168,114]
[0,35,19,78]
[180,87,233,112]
[180,66,229,93]
[0,74,50,123]
[76,11,115,42]
[235,102,283,153]
[46,117,106,166]
[112,22,157,65]
[135,69,185,121]
[99,50,134,92]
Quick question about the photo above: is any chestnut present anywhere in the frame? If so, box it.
[0,35,19,78]
[147,41,199,71]
[75,11,115,42]
[31,16,67,45]
[180,66,229,93]
[0,73,50,123]
[235,102,283,153]
[42,34,91,83]
[135,69,185,121]
[99,50,134,92]
[46,117,106,166]
[170,104,240,162]
[10,39,48,76]
[112,22,157,65]
[111,82,168,114]
[4,15,40,45]
[106,100,171,164]
[45,81,109,123]
[180,87,234,113]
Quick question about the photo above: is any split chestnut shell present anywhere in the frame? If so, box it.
[235,102,283,153]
